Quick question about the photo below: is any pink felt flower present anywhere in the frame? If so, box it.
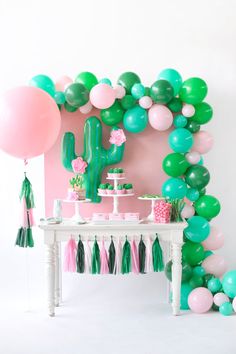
[109,129,126,146]
[71,157,88,174]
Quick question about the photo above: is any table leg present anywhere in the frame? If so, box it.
[45,243,55,317]
[55,242,61,307]
[166,242,171,303]
[171,242,182,316]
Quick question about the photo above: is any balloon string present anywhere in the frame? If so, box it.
[24,159,28,176]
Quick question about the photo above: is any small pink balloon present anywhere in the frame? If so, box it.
[79,101,93,114]
[202,254,227,277]
[55,76,73,91]
[232,297,236,312]
[188,287,213,314]
[139,96,152,109]
[185,151,201,164]
[181,204,195,219]
[90,83,115,109]
[182,104,195,117]
[148,104,173,131]
[114,85,126,99]
[0,86,61,159]
[214,292,230,307]
[202,226,224,251]
[192,131,214,154]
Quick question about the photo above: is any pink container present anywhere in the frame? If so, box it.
[109,213,124,221]
[107,173,114,178]
[154,201,172,223]
[98,188,106,194]
[124,213,139,221]
[116,189,125,195]
[106,189,115,195]
[92,213,108,221]
[125,188,133,194]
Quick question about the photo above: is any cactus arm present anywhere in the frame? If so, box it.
[61,132,77,172]
[104,142,125,165]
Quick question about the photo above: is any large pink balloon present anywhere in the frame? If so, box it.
[188,287,213,314]
[192,131,214,154]
[148,104,173,131]
[0,86,61,159]
[90,83,115,109]
[202,254,227,277]
[202,226,224,250]
[55,76,72,91]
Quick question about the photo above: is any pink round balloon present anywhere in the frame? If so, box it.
[182,104,195,117]
[0,86,61,159]
[202,226,224,251]
[188,287,213,314]
[232,297,236,312]
[79,101,93,114]
[202,254,227,277]
[185,151,201,164]
[114,85,126,99]
[214,292,229,307]
[90,83,115,109]
[192,131,214,154]
[139,96,152,109]
[148,104,173,131]
[181,204,195,219]
[55,76,73,91]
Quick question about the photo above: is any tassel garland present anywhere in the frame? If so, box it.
[63,234,164,275]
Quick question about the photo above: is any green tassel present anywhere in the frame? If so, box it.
[92,238,100,274]
[108,238,116,274]
[152,234,164,272]
[20,175,35,209]
[76,238,85,273]
[121,238,131,274]
[138,236,146,273]
[15,227,24,247]
[26,228,34,247]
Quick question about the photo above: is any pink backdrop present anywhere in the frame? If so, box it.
[44,108,172,218]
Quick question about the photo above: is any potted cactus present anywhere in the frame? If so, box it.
[98,183,107,195]
[124,183,133,194]
[117,184,125,195]
[107,184,114,194]
[69,174,86,200]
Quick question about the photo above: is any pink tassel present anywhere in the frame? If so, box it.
[145,236,153,273]
[100,239,109,274]
[115,239,122,274]
[20,199,35,227]
[28,208,35,227]
[64,237,77,272]
[85,240,92,274]
[131,238,139,274]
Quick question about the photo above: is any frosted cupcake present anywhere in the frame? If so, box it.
[124,183,133,194]
[98,183,107,195]
[116,184,125,194]
[106,184,115,194]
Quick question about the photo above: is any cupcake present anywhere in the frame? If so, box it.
[108,168,114,178]
[116,184,125,195]
[98,183,107,195]
[124,183,133,194]
[118,168,124,178]
[112,168,120,178]
[106,184,115,194]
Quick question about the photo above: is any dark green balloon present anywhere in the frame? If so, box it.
[185,119,200,133]
[167,97,183,113]
[120,95,136,110]
[64,102,78,112]
[194,195,221,220]
[150,80,174,104]
[185,165,210,190]
[203,274,213,287]
[189,275,204,288]
[117,72,141,94]
[162,153,189,177]
[179,77,208,104]
[182,241,205,266]
[192,102,213,124]
[165,260,193,283]
[65,83,89,107]
[199,187,206,197]
[75,71,98,91]
[144,87,150,96]
[100,100,124,126]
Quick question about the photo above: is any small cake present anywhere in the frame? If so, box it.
[106,184,114,194]
[92,213,108,221]
[67,188,86,201]
[98,183,107,195]
[116,184,125,195]
[124,213,139,221]
[124,183,133,194]
[109,213,124,221]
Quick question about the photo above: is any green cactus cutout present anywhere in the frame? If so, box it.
[62,116,125,203]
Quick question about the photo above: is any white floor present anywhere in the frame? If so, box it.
[0,274,235,354]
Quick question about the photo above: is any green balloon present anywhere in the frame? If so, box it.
[165,260,192,283]
[203,251,213,260]
[199,187,206,196]
[65,83,89,108]
[179,77,208,104]
[117,72,141,94]
[162,153,189,177]
[120,95,136,110]
[203,273,213,287]
[100,100,124,126]
[182,241,205,266]
[192,102,213,125]
[144,87,150,96]
[185,165,210,190]
[219,302,233,316]
[157,68,182,96]
[167,97,183,113]
[193,266,206,277]
[64,102,78,112]
[150,80,174,104]
[189,275,204,288]
[222,270,236,298]
[54,91,65,104]
[194,195,221,220]
[207,277,222,293]
[75,72,98,91]
[184,216,210,243]
[123,106,148,133]
[185,119,200,133]
[162,177,187,199]
[173,115,187,128]
[29,74,55,97]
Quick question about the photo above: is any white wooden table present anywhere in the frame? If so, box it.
[39,221,186,317]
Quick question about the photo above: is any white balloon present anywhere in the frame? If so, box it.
[181,204,195,219]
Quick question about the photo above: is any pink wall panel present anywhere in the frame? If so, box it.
[44,108,172,219]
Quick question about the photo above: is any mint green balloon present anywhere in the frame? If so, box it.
[184,216,210,243]
[99,78,112,86]
[170,283,193,310]
[158,68,182,95]
[173,115,187,128]
[222,270,236,297]
[219,302,233,316]
[162,177,187,199]
[193,266,206,277]
[29,74,55,97]
[168,128,193,153]
[123,106,148,133]
[207,277,222,293]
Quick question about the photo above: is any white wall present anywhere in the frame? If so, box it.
[0,0,235,308]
